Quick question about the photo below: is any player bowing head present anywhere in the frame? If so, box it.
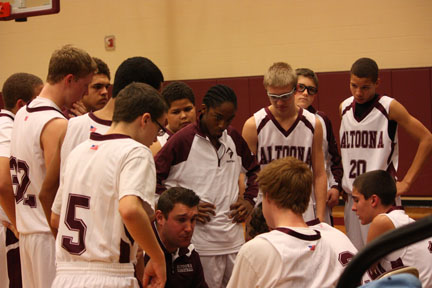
[200,84,237,143]
[112,82,167,147]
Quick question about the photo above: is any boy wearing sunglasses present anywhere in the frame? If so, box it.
[294,68,342,224]
[242,62,327,223]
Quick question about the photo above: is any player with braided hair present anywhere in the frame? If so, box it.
[155,84,260,288]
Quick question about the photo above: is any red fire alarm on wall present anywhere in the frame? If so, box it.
[0,2,11,18]
[105,35,115,51]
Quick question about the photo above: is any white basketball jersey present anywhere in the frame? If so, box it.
[56,133,155,265]
[259,227,354,287]
[255,107,315,167]
[254,107,316,221]
[10,97,65,234]
[61,112,111,169]
[367,209,432,287]
[340,96,398,194]
[0,109,15,223]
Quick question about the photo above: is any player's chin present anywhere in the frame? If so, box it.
[179,122,191,128]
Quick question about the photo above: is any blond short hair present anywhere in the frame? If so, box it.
[257,157,312,214]
[47,44,96,84]
[263,62,297,88]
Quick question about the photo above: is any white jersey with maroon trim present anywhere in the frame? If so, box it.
[229,226,355,287]
[0,109,14,223]
[61,112,111,170]
[365,208,432,287]
[10,97,65,234]
[254,107,315,167]
[55,133,155,265]
[340,95,398,195]
[254,107,317,221]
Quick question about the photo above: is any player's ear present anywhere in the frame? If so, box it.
[200,103,207,114]
[64,74,75,85]
[140,113,151,127]
[155,210,165,225]
[374,77,380,88]
[15,99,26,110]
[370,194,379,207]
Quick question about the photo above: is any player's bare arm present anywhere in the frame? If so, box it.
[119,195,166,288]
[311,119,327,222]
[366,214,395,243]
[389,100,432,195]
[242,116,258,155]
[39,118,67,236]
[0,156,17,228]
[50,211,60,230]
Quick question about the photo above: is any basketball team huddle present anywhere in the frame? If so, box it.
[0,45,431,288]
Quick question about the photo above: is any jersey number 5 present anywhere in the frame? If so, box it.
[61,194,90,255]
[10,157,35,207]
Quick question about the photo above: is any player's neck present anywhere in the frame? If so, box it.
[93,98,114,121]
[269,104,299,130]
[38,83,65,109]
[270,207,308,228]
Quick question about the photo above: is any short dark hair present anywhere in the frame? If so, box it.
[248,203,269,238]
[112,57,164,98]
[93,57,110,80]
[112,82,167,123]
[351,57,379,83]
[353,170,396,206]
[257,156,312,213]
[162,81,195,107]
[47,45,96,84]
[157,187,200,219]
[203,84,237,110]
[2,73,43,110]
[295,68,319,89]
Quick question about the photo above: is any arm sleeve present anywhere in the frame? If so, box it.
[119,147,156,215]
[317,111,343,191]
[229,127,259,205]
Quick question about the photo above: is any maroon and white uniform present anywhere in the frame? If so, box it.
[155,122,259,287]
[340,95,399,249]
[364,208,432,287]
[60,112,111,169]
[10,97,65,287]
[228,226,356,288]
[52,133,155,288]
[254,107,317,221]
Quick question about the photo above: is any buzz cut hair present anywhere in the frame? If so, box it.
[263,62,297,89]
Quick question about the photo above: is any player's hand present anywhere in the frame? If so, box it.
[326,188,339,208]
[229,199,253,223]
[69,100,88,117]
[340,190,348,202]
[197,201,216,224]
[142,258,166,288]
[2,221,19,239]
[396,181,409,196]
